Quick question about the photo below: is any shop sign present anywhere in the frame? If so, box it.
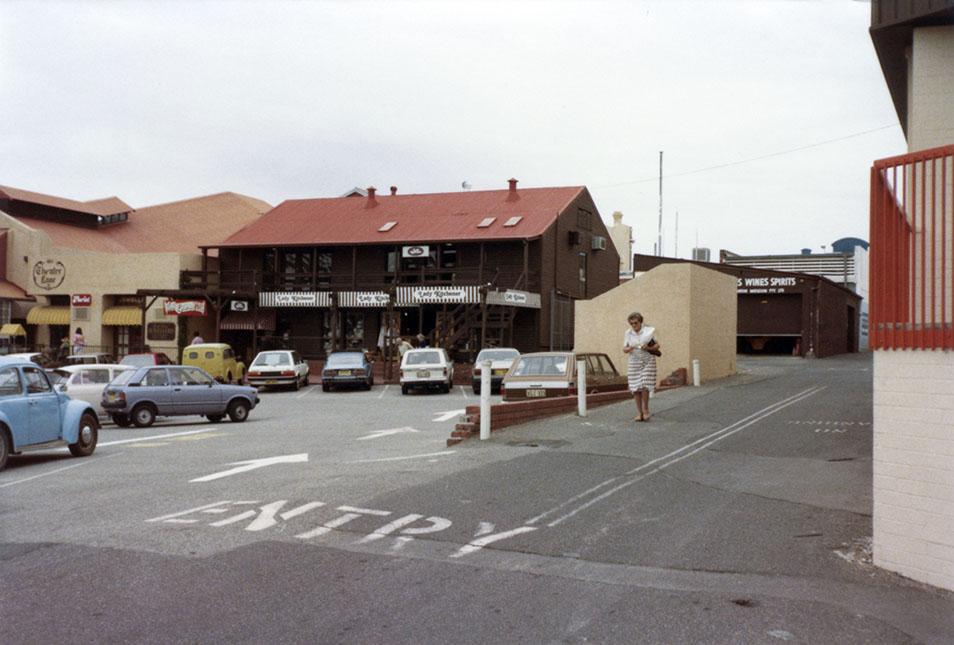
[231,300,249,312]
[71,294,92,307]
[736,276,797,295]
[412,287,466,303]
[338,291,390,307]
[32,259,66,291]
[402,245,430,259]
[163,299,208,316]
[259,292,331,307]
[486,289,541,309]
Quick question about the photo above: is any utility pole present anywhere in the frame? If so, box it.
[657,151,663,257]
[675,210,679,258]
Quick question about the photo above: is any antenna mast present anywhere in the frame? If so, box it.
[657,151,663,257]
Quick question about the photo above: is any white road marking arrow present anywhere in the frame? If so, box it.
[357,426,421,441]
[433,409,466,422]
[190,453,309,483]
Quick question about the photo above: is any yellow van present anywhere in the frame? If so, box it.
[182,343,246,383]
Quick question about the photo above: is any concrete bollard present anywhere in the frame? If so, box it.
[692,359,701,387]
[577,359,587,417]
[480,359,492,440]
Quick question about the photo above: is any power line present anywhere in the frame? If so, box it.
[596,123,901,189]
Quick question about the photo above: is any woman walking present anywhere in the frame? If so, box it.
[623,312,659,422]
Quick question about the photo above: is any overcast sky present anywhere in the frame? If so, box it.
[0,0,905,256]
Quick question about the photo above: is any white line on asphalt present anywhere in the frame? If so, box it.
[433,409,466,422]
[377,384,390,399]
[346,450,457,464]
[460,386,468,398]
[296,385,315,399]
[0,452,122,489]
[98,427,218,447]
[526,386,825,527]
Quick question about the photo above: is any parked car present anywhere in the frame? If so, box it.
[247,349,310,390]
[182,343,246,384]
[501,352,627,401]
[120,352,174,368]
[321,351,373,391]
[400,348,454,394]
[0,358,99,471]
[65,352,115,365]
[101,365,259,428]
[471,347,520,394]
[5,352,50,367]
[53,364,135,419]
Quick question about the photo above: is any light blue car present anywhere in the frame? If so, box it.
[0,359,99,471]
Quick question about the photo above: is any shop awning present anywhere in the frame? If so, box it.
[0,280,33,301]
[102,306,142,326]
[0,323,26,336]
[220,309,276,331]
[26,305,70,325]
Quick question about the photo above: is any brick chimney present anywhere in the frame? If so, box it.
[390,186,398,196]
[508,178,518,193]
[366,186,377,207]
[506,178,519,202]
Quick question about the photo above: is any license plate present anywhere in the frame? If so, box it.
[493,369,507,375]
[338,370,352,376]
[266,379,276,385]
[526,389,546,398]
[417,370,430,378]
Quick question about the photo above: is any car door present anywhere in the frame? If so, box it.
[140,367,174,415]
[170,367,219,415]
[0,366,30,448]
[23,366,62,443]
[72,367,113,412]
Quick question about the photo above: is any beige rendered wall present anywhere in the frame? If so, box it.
[574,263,736,385]
[908,26,954,153]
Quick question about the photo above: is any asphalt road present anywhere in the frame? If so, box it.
[2,354,953,644]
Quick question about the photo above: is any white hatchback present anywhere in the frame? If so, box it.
[246,350,310,390]
[400,348,454,394]
[53,364,136,419]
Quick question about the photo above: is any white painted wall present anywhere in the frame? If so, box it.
[908,26,954,153]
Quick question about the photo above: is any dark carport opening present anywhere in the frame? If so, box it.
[737,335,800,356]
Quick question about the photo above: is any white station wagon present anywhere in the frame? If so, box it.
[400,348,454,394]
[53,363,135,419]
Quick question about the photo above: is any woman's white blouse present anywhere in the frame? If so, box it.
[624,325,656,350]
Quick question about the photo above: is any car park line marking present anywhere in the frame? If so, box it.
[526,386,826,527]
[295,386,315,399]
[433,409,465,422]
[190,453,309,483]
[0,452,122,489]
[459,386,469,398]
[130,442,171,448]
[357,426,421,441]
[450,526,538,558]
[347,450,457,463]
[377,384,390,399]
[99,427,218,447]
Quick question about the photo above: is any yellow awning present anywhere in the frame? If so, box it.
[0,323,26,336]
[102,306,142,326]
[26,306,70,326]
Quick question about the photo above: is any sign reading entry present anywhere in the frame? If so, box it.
[163,299,208,316]
[33,260,66,291]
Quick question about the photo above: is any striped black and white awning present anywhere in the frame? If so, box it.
[338,291,390,307]
[395,285,481,305]
[259,291,331,307]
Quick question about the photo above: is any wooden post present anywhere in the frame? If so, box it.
[480,287,487,350]
[478,242,484,284]
[352,247,357,289]
[252,299,259,358]
[522,240,529,289]
[330,292,339,353]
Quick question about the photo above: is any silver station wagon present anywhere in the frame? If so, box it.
[102,365,259,427]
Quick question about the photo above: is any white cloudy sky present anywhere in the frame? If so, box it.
[0,0,905,256]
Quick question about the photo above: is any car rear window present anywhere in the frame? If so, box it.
[405,351,441,366]
[254,352,291,366]
[512,356,569,377]
[326,353,364,367]
[121,355,153,367]
[476,349,519,362]
[110,370,137,386]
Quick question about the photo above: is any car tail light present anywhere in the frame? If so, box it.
[248,371,261,377]
[442,368,448,376]
[281,370,295,377]
[474,367,481,375]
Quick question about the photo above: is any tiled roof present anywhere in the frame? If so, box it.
[218,185,585,248]
[14,192,271,254]
[0,185,132,216]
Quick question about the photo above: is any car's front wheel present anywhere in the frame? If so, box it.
[68,412,99,457]
[111,413,131,427]
[132,404,156,428]
[227,399,250,422]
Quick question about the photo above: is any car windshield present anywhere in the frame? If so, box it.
[49,370,69,385]
[476,349,519,362]
[110,369,137,386]
[253,352,291,366]
[120,355,154,367]
[512,355,569,377]
[326,353,364,367]
[405,351,441,366]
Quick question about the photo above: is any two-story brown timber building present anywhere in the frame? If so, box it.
[190,180,619,361]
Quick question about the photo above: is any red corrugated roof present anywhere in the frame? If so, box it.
[217,186,584,247]
[0,185,132,216]
[15,192,271,254]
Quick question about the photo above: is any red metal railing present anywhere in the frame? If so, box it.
[871,143,954,349]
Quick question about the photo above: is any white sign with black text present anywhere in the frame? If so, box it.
[402,245,430,259]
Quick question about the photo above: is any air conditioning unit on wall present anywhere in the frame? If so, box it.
[591,236,607,251]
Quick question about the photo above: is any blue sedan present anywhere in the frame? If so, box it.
[0,359,99,471]
[321,351,374,391]
[102,365,259,427]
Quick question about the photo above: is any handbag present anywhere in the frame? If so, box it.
[647,338,662,357]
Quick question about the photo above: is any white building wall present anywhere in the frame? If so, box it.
[908,26,954,153]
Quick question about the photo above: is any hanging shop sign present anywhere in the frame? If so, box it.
[231,300,249,312]
[71,294,92,307]
[736,276,798,295]
[338,291,391,307]
[32,259,66,291]
[396,285,481,305]
[163,299,208,316]
[259,291,331,307]
[485,289,541,309]
[401,245,430,259]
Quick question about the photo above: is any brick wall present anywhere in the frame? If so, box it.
[873,350,954,591]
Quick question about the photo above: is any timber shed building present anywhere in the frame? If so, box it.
[635,254,861,358]
[196,180,620,360]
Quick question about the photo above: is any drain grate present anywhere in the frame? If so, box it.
[827,457,855,462]
[506,439,569,449]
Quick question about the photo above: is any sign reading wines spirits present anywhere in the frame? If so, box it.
[736,276,798,295]
[163,299,208,316]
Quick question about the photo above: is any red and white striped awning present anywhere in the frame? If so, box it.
[220,309,277,331]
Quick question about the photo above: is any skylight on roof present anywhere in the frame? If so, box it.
[503,216,523,227]
[477,217,496,228]
[378,221,397,232]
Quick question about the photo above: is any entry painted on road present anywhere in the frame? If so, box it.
[787,420,870,436]
[146,499,535,558]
